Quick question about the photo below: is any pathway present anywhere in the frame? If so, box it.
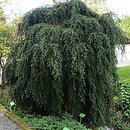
[0,113,21,130]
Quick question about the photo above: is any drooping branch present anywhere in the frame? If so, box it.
[5,0,126,126]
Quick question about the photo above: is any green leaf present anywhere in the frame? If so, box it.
[63,127,70,130]
[79,113,86,118]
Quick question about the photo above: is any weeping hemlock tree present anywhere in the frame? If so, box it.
[5,0,126,126]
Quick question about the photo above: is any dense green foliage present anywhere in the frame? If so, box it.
[113,79,130,129]
[16,112,106,130]
[0,1,21,88]
[115,80,130,119]
[119,81,130,119]
[0,3,18,58]
[0,7,11,57]
[21,113,90,130]
[53,0,108,14]
[113,111,130,130]
[5,0,126,126]
[0,6,12,88]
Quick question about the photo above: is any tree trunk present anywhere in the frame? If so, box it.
[1,67,6,89]
[0,52,6,89]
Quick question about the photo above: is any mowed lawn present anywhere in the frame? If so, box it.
[117,66,130,84]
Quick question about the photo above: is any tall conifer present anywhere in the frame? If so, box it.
[5,0,126,125]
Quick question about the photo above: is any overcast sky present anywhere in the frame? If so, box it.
[105,0,130,16]
[3,0,130,20]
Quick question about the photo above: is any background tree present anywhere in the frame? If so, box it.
[120,16,130,40]
[0,7,11,88]
[53,0,108,14]
[84,0,108,14]
[0,0,21,88]
[5,0,126,126]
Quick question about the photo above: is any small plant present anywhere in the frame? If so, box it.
[113,111,130,130]
[117,80,130,119]
[79,113,86,123]
[63,127,70,130]
[20,113,91,130]
[113,79,130,130]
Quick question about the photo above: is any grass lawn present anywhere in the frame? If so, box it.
[117,66,130,84]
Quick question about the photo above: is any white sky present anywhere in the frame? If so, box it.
[105,0,130,16]
[3,0,130,20]
[3,0,53,19]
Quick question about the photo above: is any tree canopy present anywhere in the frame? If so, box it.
[120,16,130,39]
[5,0,126,126]
[0,7,11,57]
[84,0,108,14]
[53,0,108,14]
[0,6,12,85]
[0,1,21,88]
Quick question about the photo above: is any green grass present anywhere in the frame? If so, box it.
[117,66,130,84]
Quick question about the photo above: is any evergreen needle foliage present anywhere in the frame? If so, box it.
[5,0,126,126]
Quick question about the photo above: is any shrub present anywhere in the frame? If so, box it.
[113,79,130,130]
[120,82,130,118]
[115,80,130,119]
[113,111,130,130]
[5,0,126,126]
[21,113,91,130]
[15,111,106,130]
